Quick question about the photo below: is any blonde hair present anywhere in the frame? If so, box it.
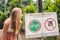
[11,7,22,36]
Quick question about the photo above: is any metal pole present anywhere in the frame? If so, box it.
[38,0,42,12]
[38,0,44,40]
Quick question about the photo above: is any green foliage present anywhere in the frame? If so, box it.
[45,36,57,40]
[7,0,23,11]
[43,0,60,13]
[0,0,5,12]
[0,11,8,29]
[58,18,60,24]
[24,4,38,13]
[55,0,60,14]
[58,24,60,31]
[22,0,30,5]
[42,0,51,11]
[7,0,18,11]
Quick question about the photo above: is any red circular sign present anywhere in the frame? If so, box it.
[44,18,56,31]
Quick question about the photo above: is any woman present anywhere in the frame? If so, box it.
[1,7,23,40]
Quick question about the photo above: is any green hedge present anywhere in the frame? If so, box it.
[58,18,60,24]
[58,24,60,31]
[0,11,8,29]
[44,36,57,40]
[24,4,38,13]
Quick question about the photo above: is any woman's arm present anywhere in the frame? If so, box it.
[1,19,9,40]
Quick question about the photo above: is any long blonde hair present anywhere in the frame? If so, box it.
[11,7,22,35]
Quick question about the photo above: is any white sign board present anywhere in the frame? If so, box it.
[25,12,59,38]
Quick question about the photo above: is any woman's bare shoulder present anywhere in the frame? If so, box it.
[4,18,10,25]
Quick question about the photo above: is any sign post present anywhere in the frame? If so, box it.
[38,0,42,12]
[38,0,43,40]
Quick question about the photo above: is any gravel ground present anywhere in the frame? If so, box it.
[0,30,60,40]
[0,30,43,40]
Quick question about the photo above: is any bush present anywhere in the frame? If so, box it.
[24,4,38,13]
[0,11,8,29]
[45,36,57,40]
[58,24,60,31]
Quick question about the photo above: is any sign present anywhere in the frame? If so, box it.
[44,18,56,31]
[25,12,59,38]
[28,19,41,33]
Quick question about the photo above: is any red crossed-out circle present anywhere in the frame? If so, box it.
[44,18,56,31]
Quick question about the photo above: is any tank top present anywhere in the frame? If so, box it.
[7,23,14,33]
[7,20,22,33]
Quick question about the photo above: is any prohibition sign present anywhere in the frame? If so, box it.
[44,18,56,31]
[28,19,41,33]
